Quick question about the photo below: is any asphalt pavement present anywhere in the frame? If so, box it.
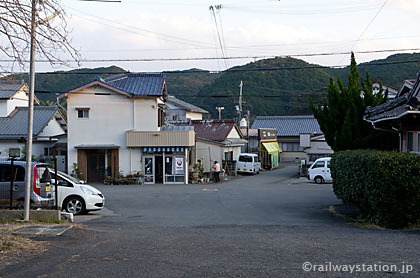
[1,165,419,277]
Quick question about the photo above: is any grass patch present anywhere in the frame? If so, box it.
[32,217,65,224]
[0,224,49,266]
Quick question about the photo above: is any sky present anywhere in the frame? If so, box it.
[5,0,420,73]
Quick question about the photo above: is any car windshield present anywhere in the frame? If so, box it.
[50,170,81,184]
[239,155,253,162]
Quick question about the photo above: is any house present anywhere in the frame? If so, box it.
[60,73,195,184]
[182,119,247,174]
[165,96,209,123]
[364,72,420,153]
[240,128,258,153]
[0,80,67,170]
[397,79,415,97]
[372,80,399,100]
[251,115,333,163]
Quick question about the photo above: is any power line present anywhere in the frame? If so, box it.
[209,5,228,69]
[2,47,419,63]
[2,58,420,76]
[336,0,389,65]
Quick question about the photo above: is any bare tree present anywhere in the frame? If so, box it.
[0,0,80,70]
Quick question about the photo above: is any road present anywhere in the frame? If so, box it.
[2,165,419,277]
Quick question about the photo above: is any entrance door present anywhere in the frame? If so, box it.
[87,150,105,183]
[155,156,163,184]
[144,156,154,184]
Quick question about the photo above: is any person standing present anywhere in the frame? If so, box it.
[214,161,221,183]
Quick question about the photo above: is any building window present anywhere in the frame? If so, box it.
[224,151,233,161]
[282,142,304,152]
[408,132,420,153]
[158,108,165,127]
[44,147,54,156]
[76,108,89,119]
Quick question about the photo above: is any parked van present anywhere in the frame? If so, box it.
[0,161,53,204]
[307,157,332,184]
[0,161,105,215]
[237,153,261,174]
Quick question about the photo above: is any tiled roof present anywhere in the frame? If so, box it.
[0,80,26,99]
[251,115,322,136]
[240,128,258,137]
[0,106,58,139]
[183,119,238,142]
[104,73,165,96]
[167,96,208,113]
[364,96,410,122]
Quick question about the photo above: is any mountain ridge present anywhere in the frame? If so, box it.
[5,52,420,118]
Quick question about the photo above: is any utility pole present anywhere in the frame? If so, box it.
[24,0,37,221]
[247,110,250,153]
[238,81,243,123]
[216,106,224,120]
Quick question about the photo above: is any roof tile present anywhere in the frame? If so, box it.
[251,115,322,136]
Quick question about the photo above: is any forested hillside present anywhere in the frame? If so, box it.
[6,52,420,118]
[11,66,126,102]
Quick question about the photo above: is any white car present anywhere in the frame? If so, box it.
[51,170,105,215]
[307,157,332,184]
[237,153,261,175]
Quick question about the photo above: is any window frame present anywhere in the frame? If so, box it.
[76,108,90,119]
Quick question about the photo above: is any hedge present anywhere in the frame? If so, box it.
[331,150,420,229]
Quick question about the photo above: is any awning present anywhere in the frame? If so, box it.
[262,142,282,154]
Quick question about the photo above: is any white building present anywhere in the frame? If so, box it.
[185,119,247,174]
[251,115,333,163]
[61,73,195,184]
[0,80,67,170]
[372,80,399,100]
[165,96,209,123]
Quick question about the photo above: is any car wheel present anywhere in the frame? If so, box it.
[314,176,324,184]
[64,196,86,215]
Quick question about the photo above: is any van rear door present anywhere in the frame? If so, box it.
[325,160,332,181]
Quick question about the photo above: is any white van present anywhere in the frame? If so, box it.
[237,153,261,175]
[307,157,332,184]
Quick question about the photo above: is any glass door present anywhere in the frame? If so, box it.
[144,156,154,184]
[164,156,185,184]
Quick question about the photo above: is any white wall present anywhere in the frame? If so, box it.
[195,141,223,172]
[0,89,29,117]
[185,112,203,120]
[0,101,7,117]
[223,145,242,161]
[38,117,66,138]
[7,90,28,115]
[67,86,159,174]
[227,128,241,139]
[0,141,55,159]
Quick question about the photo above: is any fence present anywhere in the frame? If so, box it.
[0,157,60,210]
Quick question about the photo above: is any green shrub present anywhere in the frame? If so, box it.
[331,150,420,229]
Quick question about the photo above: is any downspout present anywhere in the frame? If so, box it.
[133,97,136,129]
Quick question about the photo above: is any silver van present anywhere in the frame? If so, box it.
[0,161,53,204]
